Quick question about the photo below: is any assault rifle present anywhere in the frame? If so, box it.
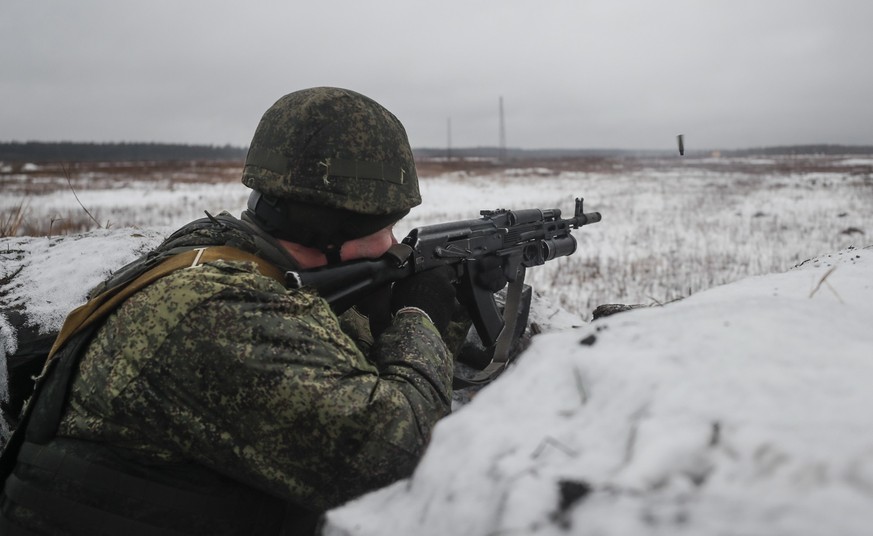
[286,197,601,386]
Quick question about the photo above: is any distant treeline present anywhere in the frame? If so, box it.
[416,144,873,159]
[4,141,871,164]
[721,145,873,157]
[0,142,248,163]
[414,147,654,159]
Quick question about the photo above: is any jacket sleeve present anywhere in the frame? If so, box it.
[123,266,454,510]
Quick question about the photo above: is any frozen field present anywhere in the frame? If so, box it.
[2,155,871,319]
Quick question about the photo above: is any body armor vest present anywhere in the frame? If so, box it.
[0,215,318,535]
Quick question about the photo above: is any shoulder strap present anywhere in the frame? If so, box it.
[48,246,286,360]
[1,246,285,486]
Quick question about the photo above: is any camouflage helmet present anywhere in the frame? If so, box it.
[242,87,420,251]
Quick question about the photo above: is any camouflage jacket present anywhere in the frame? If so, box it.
[3,213,453,534]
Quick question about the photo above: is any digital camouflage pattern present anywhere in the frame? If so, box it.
[60,260,451,505]
[242,87,421,216]
[3,214,453,533]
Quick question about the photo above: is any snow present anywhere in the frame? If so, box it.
[0,229,164,334]
[837,158,873,167]
[324,246,873,536]
[0,228,163,434]
[2,158,873,533]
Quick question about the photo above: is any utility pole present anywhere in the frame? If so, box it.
[498,96,507,161]
[447,117,452,161]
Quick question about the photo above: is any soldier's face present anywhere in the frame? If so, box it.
[339,225,397,262]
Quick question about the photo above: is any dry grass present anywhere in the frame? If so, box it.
[0,160,243,236]
[0,200,27,237]
[0,160,243,196]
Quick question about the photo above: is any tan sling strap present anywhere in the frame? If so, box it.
[47,246,286,360]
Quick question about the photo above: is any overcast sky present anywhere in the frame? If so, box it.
[2,0,871,151]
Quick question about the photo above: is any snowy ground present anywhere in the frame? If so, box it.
[4,155,872,320]
[325,246,873,536]
[2,156,873,533]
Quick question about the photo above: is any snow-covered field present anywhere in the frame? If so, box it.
[326,245,873,536]
[3,156,871,320]
[2,155,873,533]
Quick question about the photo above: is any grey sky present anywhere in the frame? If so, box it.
[2,0,871,151]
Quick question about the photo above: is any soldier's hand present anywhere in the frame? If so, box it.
[390,266,456,337]
[473,256,509,293]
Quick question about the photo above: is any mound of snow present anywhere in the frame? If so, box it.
[1,229,164,425]
[0,229,165,334]
[324,246,873,536]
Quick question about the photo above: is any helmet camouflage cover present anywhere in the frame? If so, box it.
[242,87,421,217]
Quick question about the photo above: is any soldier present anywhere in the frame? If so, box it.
[0,87,459,534]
